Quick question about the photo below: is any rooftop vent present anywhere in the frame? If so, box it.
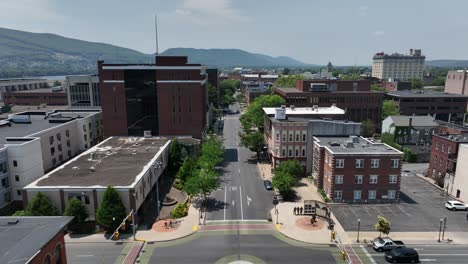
[8,219,19,225]
[351,136,360,143]
[144,130,152,138]
[89,166,96,172]
[72,166,79,170]
[345,141,354,148]
[290,105,295,110]
[329,142,340,147]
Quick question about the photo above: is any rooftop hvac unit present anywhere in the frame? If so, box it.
[275,108,286,120]
[144,130,152,138]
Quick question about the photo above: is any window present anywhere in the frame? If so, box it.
[83,124,87,132]
[289,133,293,142]
[0,162,7,173]
[50,147,55,155]
[371,159,380,168]
[15,175,19,181]
[282,133,286,142]
[49,136,54,145]
[448,146,452,154]
[282,148,286,157]
[288,149,293,157]
[56,133,61,141]
[355,159,364,168]
[334,190,342,199]
[391,159,399,168]
[275,132,279,141]
[295,133,300,142]
[3,192,11,203]
[54,244,63,264]
[354,175,363,184]
[66,130,70,137]
[335,175,343,184]
[67,140,71,147]
[84,134,87,141]
[52,158,57,167]
[302,149,306,157]
[88,123,92,130]
[58,144,62,152]
[353,190,362,200]
[13,160,17,167]
[68,150,72,158]
[442,144,445,153]
[389,175,398,184]
[295,149,299,157]
[1,177,9,188]
[435,142,439,150]
[370,175,378,184]
[59,154,63,162]
[302,133,306,142]
[336,159,344,168]
[84,195,90,205]
[368,190,377,200]
[17,190,22,196]
[388,190,396,199]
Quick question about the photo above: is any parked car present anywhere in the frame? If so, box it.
[373,237,405,252]
[385,247,419,263]
[264,180,273,190]
[445,200,468,211]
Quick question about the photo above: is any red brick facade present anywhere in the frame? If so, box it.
[3,90,67,105]
[30,231,67,264]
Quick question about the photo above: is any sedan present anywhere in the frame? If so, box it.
[445,200,468,211]
[385,247,419,263]
[264,180,273,190]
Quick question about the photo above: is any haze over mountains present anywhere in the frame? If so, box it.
[0,27,467,78]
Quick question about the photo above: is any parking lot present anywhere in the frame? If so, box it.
[331,169,468,232]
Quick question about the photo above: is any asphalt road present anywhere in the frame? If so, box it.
[364,244,468,264]
[206,103,274,221]
[148,234,339,264]
[331,170,468,232]
[66,241,129,264]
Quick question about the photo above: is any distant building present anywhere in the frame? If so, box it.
[445,70,468,96]
[372,49,425,81]
[243,82,271,103]
[65,75,101,109]
[386,90,468,125]
[263,105,361,174]
[24,136,170,221]
[313,136,403,203]
[3,87,67,106]
[206,68,218,89]
[273,79,384,126]
[0,109,102,208]
[446,144,468,202]
[435,120,468,135]
[382,115,438,145]
[381,81,412,92]
[427,134,468,186]
[0,78,49,103]
[0,216,72,264]
[98,56,208,139]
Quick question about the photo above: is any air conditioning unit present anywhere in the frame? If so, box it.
[143,130,152,138]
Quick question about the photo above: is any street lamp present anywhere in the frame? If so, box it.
[153,160,163,220]
[438,218,443,242]
[357,218,361,242]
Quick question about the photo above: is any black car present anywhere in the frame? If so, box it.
[264,180,273,190]
[385,247,419,263]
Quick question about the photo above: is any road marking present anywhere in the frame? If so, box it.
[247,195,252,206]
[385,205,397,216]
[360,245,377,264]
[76,255,94,257]
[224,186,227,221]
[231,186,237,191]
[193,225,198,231]
[206,219,268,223]
[375,206,384,217]
[238,168,241,174]
[362,206,372,216]
[349,207,359,217]
[396,205,411,217]
[232,200,235,206]
[239,186,244,220]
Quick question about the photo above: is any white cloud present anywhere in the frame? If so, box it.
[176,0,249,23]
[373,30,385,36]
[358,5,369,16]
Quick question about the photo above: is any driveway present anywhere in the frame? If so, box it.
[331,169,468,232]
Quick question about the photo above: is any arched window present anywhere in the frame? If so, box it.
[43,254,51,264]
[54,243,63,264]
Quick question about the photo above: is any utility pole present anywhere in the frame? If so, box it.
[438,218,443,242]
[442,217,447,241]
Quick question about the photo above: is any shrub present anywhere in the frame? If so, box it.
[170,202,189,219]
[318,189,330,202]
[64,198,89,233]
[96,187,127,232]
[173,178,184,190]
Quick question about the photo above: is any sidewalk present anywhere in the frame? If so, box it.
[136,203,199,242]
[346,231,468,245]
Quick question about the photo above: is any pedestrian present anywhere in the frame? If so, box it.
[300,207,303,215]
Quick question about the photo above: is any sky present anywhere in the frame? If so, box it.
[1,0,468,65]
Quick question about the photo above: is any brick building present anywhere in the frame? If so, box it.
[97,56,208,139]
[273,79,384,126]
[3,88,67,106]
[313,136,403,203]
[0,216,72,264]
[435,120,468,135]
[445,70,468,96]
[427,134,468,186]
[386,90,468,125]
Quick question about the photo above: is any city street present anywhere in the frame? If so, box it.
[206,103,274,221]
[66,241,130,264]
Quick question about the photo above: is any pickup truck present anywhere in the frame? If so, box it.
[372,237,405,252]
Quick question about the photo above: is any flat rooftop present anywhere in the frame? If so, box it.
[435,134,468,143]
[274,87,382,94]
[0,110,99,147]
[263,106,345,116]
[314,136,403,155]
[12,88,65,93]
[0,216,72,264]
[27,136,170,188]
[388,115,438,127]
[387,90,468,98]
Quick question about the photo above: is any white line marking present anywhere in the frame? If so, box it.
[385,205,397,216]
[397,205,411,217]
[247,196,252,207]
[240,186,244,220]
[224,186,227,221]
[232,200,235,206]
[206,219,268,223]
[419,259,437,262]
[360,245,377,264]
[76,255,94,257]
[375,206,384,217]
[349,207,359,217]
[238,168,241,174]
[362,206,371,216]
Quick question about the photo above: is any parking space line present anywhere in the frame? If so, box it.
[374,206,385,217]
[396,205,411,217]
[385,205,397,216]
[349,207,360,217]
[362,206,372,216]
[340,207,350,217]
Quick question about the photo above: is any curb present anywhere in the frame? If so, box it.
[275,228,335,246]
[138,228,198,243]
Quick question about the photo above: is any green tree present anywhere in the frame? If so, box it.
[272,171,296,198]
[282,68,291,75]
[340,73,362,80]
[240,95,286,130]
[361,119,376,137]
[197,135,224,169]
[236,93,244,103]
[274,160,303,179]
[52,80,62,87]
[177,157,196,184]
[208,84,218,107]
[96,187,127,232]
[239,131,265,159]
[374,216,391,237]
[431,76,446,86]
[409,78,424,90]
[168,139,183,173]
[184,168,220,199]
[26,192,59,216]
[64,198,89,232]
[273,75,303,87]
[219,80,240,107]
[13,210,31,216]
[381,100,399,120]
[370,84,386,92]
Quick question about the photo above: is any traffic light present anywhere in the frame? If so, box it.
[121,223,126,231]
[114,231,120,240]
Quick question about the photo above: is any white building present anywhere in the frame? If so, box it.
[65,75,101,109]
[24,137,170,220]
[372,49,425,81]
[0,109,102,208]
[447,144,468,202]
